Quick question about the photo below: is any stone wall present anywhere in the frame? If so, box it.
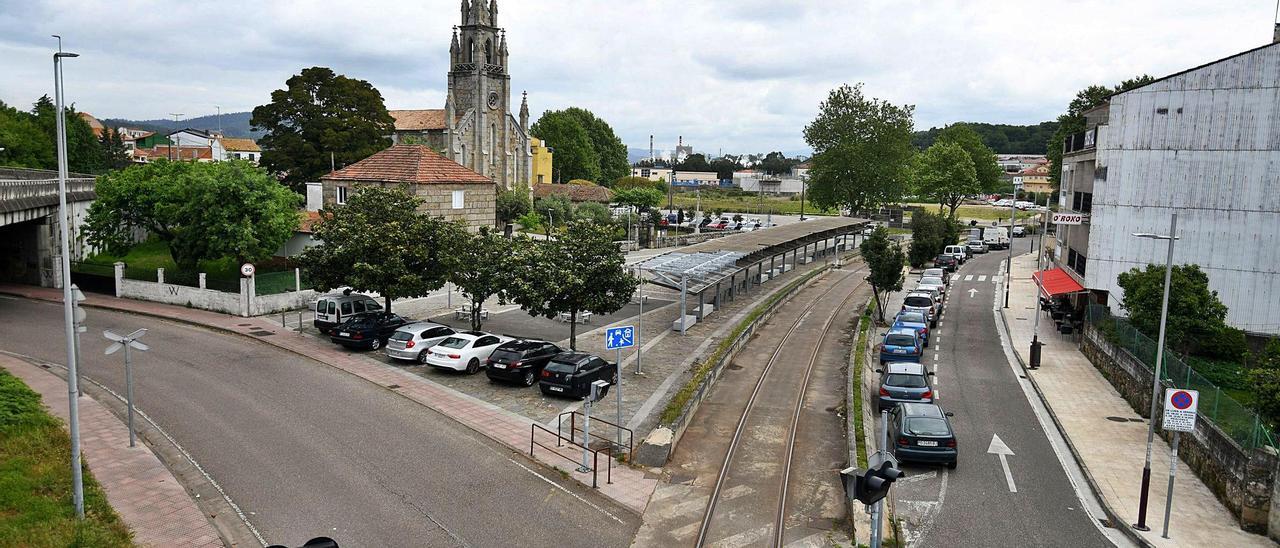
[1082,323,1280,538]
[414,182,496,232]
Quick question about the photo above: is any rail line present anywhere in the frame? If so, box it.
[694,264,868,548]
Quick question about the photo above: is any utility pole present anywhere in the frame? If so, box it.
[53,36,84,519]
[1004,194,1015,308]
[215,105,222,135]
[168,113,183,161]
[1133,213,1179,531]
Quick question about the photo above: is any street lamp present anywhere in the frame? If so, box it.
[1132,213,1179,532]
[53,42,85,520]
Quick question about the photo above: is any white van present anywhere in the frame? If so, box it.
[944,245,969,264]
[314,292,382,331]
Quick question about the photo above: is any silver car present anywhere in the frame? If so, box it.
[902,292,938,328]
[385,322,458,364]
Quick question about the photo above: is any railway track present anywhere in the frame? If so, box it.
[694,266,868,547]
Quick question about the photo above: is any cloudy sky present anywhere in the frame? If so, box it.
[1,0,1275,155]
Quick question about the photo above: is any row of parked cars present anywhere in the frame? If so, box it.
[872,266,959,469]
[312,292,616,399]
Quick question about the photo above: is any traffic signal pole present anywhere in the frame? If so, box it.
[873,410,889,547]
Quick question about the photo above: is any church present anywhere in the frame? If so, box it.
[389,0,532,190]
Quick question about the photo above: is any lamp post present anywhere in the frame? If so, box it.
[1004,192,1016,308]
[1132,213,1179,532]
[53,39,85,520]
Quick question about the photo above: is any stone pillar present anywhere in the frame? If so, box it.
[198,273,207,289]
[114,262,124,298]
[295,268,302,293]
[239,277,250,317]
[157,268,165,285]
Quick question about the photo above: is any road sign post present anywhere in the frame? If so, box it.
[1160,388,1198,539]
[104,329,149,447]
[606,326,636,450]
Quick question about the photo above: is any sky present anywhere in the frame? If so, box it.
[1,0,1276,155]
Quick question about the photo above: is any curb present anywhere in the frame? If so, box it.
[994,280,1154,548]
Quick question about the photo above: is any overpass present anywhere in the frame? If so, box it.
[0,167,97,287]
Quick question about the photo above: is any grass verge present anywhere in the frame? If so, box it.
[0,369,132,547]
[659,267,828,425]
[851,306,873,469]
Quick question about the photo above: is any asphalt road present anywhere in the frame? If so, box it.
[885,248,1114,547]
[0,295,639,548]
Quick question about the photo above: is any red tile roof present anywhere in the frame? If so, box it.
[533,183,614,203]
[390,109,448,131]
[323,145,492,185]
[299,211,323,233]
[220,137,261,152]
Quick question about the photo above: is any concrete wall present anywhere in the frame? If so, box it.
[113,263,318,317]
[1082,323,1280,537]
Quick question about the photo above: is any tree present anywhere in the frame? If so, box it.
[531,111,600,182]
[450,228,519,330]
[710,157,740,180]
[251,67,395,192]
[31,96,103,174]
[299,186,464,312]
[1116,264,1228,356]
[675,153,711,173]
[1247,340,1280,421]
[574,201,613,225]
[612,187,663,211]
[496,186,532,225]
[510,221,638,349]
[913,141,979,219]
[860,227,905,323]
[1047,76,1155,186]
[908,210,949,268]
[560,107,630,183]
[0,99,54,169]
[84,160,300,270]
[913,121,1059,155]
[759,151,797,176]
[934,124,1001,194]
[803,84,915,215]
[100,127,132,170]
[534,194,575,230]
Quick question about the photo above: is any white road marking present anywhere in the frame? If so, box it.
[897,470,938,485]
[933,353,939,361]
[977,275,987,282]
[506,458,626,524]
[963,275,974,282]
[987,434,1018,493]
[968,288,979,298]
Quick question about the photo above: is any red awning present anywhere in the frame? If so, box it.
[1033,267,1086,299]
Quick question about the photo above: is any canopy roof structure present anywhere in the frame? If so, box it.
[1033,267,1087,298]
[638,251,747,294]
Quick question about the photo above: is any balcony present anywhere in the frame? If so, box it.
[1063,128,1097,155]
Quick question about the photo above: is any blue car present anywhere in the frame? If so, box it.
[879,327,924,364]
[893,311,930,348]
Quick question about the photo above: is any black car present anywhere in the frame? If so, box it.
[888,402,957,469]
[486,339,563,386]
[933,254,958,272]
[328,312,410,350]
[539,352,617,399]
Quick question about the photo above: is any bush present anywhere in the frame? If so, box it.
[516,211,543,231]
[567,179,596,186]
[496,186,532,224]
[574,202,613,225]
[534,195,575,228]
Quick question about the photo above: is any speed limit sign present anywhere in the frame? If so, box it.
[240,263,256,277]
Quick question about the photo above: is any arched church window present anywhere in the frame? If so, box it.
[467,39,474,63]
[485,39,493,64]
[490,125,497,165]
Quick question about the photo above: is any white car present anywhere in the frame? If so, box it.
[918,277,947,299]
[423,331,512,374]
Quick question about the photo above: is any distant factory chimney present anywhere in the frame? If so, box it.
[650,135,654,163]
[1274,22,1279,43]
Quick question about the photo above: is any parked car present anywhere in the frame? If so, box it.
[486,339,564,386]
[314,292,382,331]
[876,361,935,411]
[902,292,938,328]
[1012,225,1026,237]
[328,312,411,351]
[888,402,957,469]
[913,286,944,316]
[918,277,947,301]
[539,352,617,399]
[893,311,930,347]
[922,267,950,285]
[423,331,512,374]
[966,239,989,254]
[933,254,958,272]
[385,322,458,364]
[943,244,969,264]
[879,327,924,364]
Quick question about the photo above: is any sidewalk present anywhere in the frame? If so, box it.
[1000,254,1274,547]
[0,283,658,514]
[0,354,222,548]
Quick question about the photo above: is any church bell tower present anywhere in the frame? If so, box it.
[449,0,511,178]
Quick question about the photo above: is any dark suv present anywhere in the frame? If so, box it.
[933,254,958,272]
[486,339,563,386]
[539,352,617,399]
[328,312,410,351]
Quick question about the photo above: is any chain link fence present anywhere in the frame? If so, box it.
[1087,305,1275,449]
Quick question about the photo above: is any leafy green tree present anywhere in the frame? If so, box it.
[531,111,600,182]
[1247,340,1280,421]
[251,67,395,192]
[510,221,638,349]
[913,121,1059,155]
[560,107,630,183]
[574,201,613,225]
[612,176,661,190]
[908,210,949,268]
[675,153,712,173]
[534,194,575,230]
[913,141,979,219]
[1047,76,1154,186]
[84,160,300,270]
[860,227,905,323]
[31,96,103,174]
[803,84,915,215]
[0,99,54,169]
[710,157,741,180]
[496,186,532,224]
[1116,263,1228,355]
[612,187,663,211]
[934,124,1001,194]
[759,151,798,176]
[450,228,519,330]
[100,127,132,170]
[299,186,464,312]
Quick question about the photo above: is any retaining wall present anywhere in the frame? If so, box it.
[113,262,316,318]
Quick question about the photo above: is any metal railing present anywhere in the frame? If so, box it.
[528,423,612,488]
[1063,128,1097,154]
[1086,305,1276,449]
[0,178,96,201]
[558,411,634,461]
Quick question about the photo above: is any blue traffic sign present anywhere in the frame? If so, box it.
[606,326,636,350]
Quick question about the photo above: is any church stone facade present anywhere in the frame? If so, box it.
[389,0,532,191]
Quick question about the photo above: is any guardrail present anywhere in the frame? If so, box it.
[529,423,612,488]
[559,411,634,461]
[0,178,96,202]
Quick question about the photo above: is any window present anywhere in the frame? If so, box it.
[490,126,497,165]
[353,301,366,314]
[365,300,382,311]
[234,153,241,160]
[336,185,349,205]
[537,174,545,184]
[452,190,465,209]
[340,302,353,315]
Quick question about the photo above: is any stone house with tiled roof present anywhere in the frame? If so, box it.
[321,144,496,231]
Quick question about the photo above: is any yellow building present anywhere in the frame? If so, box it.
[1015,164,1054,194]
[531,137,554,185]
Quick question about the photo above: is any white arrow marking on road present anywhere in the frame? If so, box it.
[987,434,1017,493]
[968,288,979,298]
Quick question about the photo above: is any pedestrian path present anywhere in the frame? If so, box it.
[0,283,658,514]
[0,354,223,548]
[1000,254,1274,547]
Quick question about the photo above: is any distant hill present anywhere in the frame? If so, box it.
[913,121,1059,155]
[101,111,263,139]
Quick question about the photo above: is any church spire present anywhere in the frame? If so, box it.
[489,0,498,26]
[461,0,470,25]
[450,27,460,64]
[499,30,508,67]
[519,91,529,133]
